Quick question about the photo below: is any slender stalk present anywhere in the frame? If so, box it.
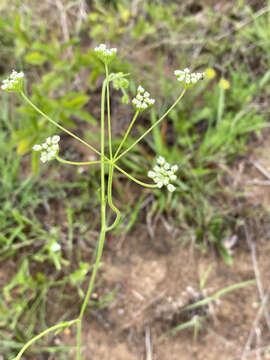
[113,110,139,159]
[217,87,224,128]
[115,89,186,161]
[76,320,82,360]
[76,228,106,359]
[13,319,78,360]
[76,79,107,360]
[106,164,121,231]
[105,64,112,160]
[78,233,107,318]
[114,163,157,188]
[20,91,101,157]
[56,156,104,166]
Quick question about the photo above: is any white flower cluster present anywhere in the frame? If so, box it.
[33,135,60,163]
[132,85,155,111]
[94,44,117,64]
[174,68,205,87]
[1,70,24,92]
[148,156,178,192]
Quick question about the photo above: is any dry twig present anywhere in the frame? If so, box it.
[145,326,153,360]
[244,224,270,331]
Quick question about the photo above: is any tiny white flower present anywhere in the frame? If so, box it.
[137,85,144,93]
[52,135,60,144]
[141,103,148,109]
[157,156,165,165]
[33,144,42,151]
[167,184,176,192]
[169,174,177,181]
[146,98,155,105]
[144,91,150,98]
[50,242,61,252]
[163,178,169,185]
[40,153,48,163]
[164,163,170,170]
[132,98,139,105]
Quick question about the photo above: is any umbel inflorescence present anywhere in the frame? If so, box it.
[148,156,178,192]
[132,85,155,111]
[1,70,24,92]
[94,43,117,64]
[174,68,205,87]
[32,135,60,163]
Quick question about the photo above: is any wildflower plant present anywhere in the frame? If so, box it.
[3,44,205,360]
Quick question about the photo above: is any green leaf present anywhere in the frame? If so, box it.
[24,52,47,65]
[69,262,90,286]
[31,151,40,175]
[17,138,31,155]
[218,244,233,266]
[61,93,90,109]
[71,109,97,124]
[40,72,65,91]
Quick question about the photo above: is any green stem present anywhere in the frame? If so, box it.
[113,111,139,159]
[217,87,224,128]
[106,164,121,231]
[76,78,107,360]
[105,64,112,160]
[114,163,157,188]
[76,227,106,359]
[115,89,186,161]
[13,319,78,360]
[56,156,104,166]
[20,91,101,157]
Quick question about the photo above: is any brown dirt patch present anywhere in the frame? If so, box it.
[51,133,270,360]
[56,217,270,360]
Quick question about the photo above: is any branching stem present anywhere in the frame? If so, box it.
[115,89,186,161]
[14,66,187,360]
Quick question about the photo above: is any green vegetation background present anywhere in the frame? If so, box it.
[0,0,269,358]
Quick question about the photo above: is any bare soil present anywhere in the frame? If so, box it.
[58,218,270,360]
[56,142,270,360]
[41,119,270,360]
